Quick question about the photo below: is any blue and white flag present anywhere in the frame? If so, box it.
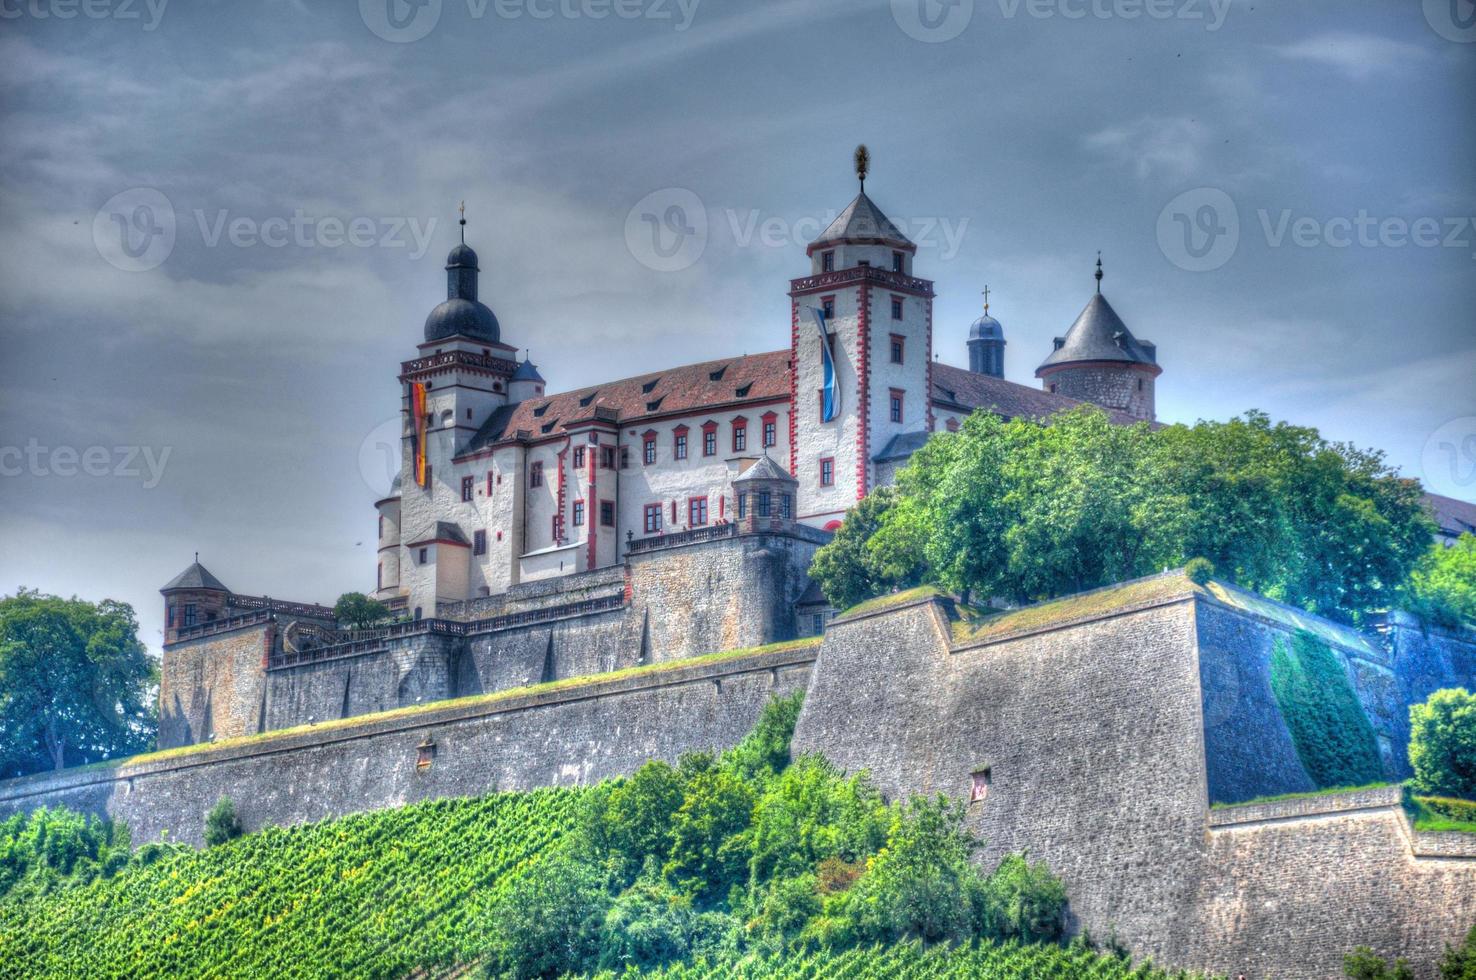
[810,306,839,422]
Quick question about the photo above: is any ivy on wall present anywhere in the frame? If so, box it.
[1270,630,1384,789]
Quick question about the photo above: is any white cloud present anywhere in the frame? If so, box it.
[1272,32,1429,80]
[1084,116,1212,182]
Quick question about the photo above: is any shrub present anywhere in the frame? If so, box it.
[1185,557,1215,585]
[722,691,804,784]
[204,797,242,848]
[490,851,611,979]
[1409,689,1476,800]
[1270,631,1383,789]
[1440,924,1476,980]
[1345,946,1414,979]
[1405,534,1476,631]
[333,592,390,629]
[597,878,694,971]
[584,760,685,885]
[663,754,755,902]
[977,853,1068,942]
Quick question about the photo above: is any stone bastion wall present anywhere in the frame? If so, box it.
[0,641,819,846]
[790,574,1476,979]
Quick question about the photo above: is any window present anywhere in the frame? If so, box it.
[732,420,747,452]
[890,389,904,424]
[892,250,904,273]
[473,530,487,555]
[890,334,905,364]
[461,476,474,502]
[780,493,792,519]
[184,603,197,627]
[946,417,960,432]
[487,471,495,496]
[620,446,631,469]
[418,547,428,565]
[643,432,657,465]
[572,500,585,527]
[689,496,708,526]
[600,500,616,527]
[891,297,903,320]
[970,768,992,804]
[466,408,472,420]
[702,424,717,457]
[674,430,688,460]
[1138,377,1145,391]
[737,492,747,519]
[573,446,585,468]
[413,606,422,621]
[822,250,835,272]
[813,613,824,635]
[377,563,383,590]
[530,462,543,488]
[762,413,777,447]
[552,514,562,541]
[601,446,616,469]
[820,458,835,486]
[643,503,662,534]
[378,515,383,538]
[756,490,771,517]
[821,297,835,319]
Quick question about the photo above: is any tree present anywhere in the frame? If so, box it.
[1439,924,1476,980]
[204,797,243,847]
[1344,947,1415,980]
[809,489,922,611]
[0,590,156,776]
[490,851,611,979]
[333,592,390,629]
[822,407,1434,623]
[1409,688,1476,800]
[1405,534,1476,631]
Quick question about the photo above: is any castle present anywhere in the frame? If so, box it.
[14,164,1465,977]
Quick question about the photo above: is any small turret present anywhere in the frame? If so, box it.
[161,557,231,644]
[509,357,545,403]
[968,286,1005,378]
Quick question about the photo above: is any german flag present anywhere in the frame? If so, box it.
[411,382,429,487]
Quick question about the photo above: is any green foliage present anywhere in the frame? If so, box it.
[491,850,611,979]
[1440,925,1476,980]
[333,591,391,629]
[976,854,1069,943]
[816,407,1434,624]
[809,488,923,611]
[1270,631,1384,789]
[721,690,803,784]
[662,754,755,902]
[1416,795,1476,824]
[596,878,696,972]
[1409,688,1476,799]
[0,807,132,900]
[1344,946,1415,980]
[203,796,242,848]
[1184,557,1214,586]
[1405,535,1476,630]
[0,589,156,777]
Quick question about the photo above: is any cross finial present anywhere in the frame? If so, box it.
[194,551,198,564]
[982,285,990,315]
[458,200,466,244]
[1095,251,1103,293]
[854,144,870,192]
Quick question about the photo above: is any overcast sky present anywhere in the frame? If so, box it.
[1,0,1473,656]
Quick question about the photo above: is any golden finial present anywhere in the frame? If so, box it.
[458,201,467,244]
[854,144,870,192]
[982,285,990,315]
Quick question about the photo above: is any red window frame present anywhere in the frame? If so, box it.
[689,496,708,527]
[890,388,904,424]
[643,503,662,534]
[702,422,718,457]
[573,446,585,468]
[673,425,689,460]
[572,499,585,527]
[820,457,835,486]
[642,430,657,465]
[822,250,835,272]
[890,333,905,364]
[890,297,903,320]
[461,476,474,502]
[529,462,543,488]
[732,417,747,453]
[761,411,778,448]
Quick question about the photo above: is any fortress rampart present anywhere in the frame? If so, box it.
[4,571,1474,977]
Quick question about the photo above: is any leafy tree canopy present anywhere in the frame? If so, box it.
[1404,534,1476,631]
[813,407,1433,623]
[1409,688,1476,800]
[333,592,390,629]
[0,589,156,777]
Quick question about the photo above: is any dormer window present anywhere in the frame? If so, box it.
[892,251,904,273]
[822,250,835,272]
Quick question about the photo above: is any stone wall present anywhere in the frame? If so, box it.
[158,623,273,747]
[0,642,818,847]
[790,577,1476,979]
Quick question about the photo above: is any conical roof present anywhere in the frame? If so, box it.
[161,561,229,594]
[1036,293,1158,374]
[807,192,914,254]
[733,454,797,485]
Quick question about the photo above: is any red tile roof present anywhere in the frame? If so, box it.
[1426,492,1476,540]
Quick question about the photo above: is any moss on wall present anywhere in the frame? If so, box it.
[1270,630,1383,789]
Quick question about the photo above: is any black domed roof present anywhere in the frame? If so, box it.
[425,298,501,343]
[446,243,478,268]
[969,314,1003,342]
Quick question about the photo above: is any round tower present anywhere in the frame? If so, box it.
[1035,257,1160,421]
[160,558,231,644]
[508,358,546,403]
[968,286,1005,378]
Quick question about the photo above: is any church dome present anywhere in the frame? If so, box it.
[446,243,478,268]
[969,313,1003,342]
[424,297,500,343]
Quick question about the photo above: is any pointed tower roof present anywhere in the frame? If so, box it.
[733,453,798,485]
[511,359,545,383]
[161,560,229,594]
[1036,293,1159,374]
[807,191,915,256]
